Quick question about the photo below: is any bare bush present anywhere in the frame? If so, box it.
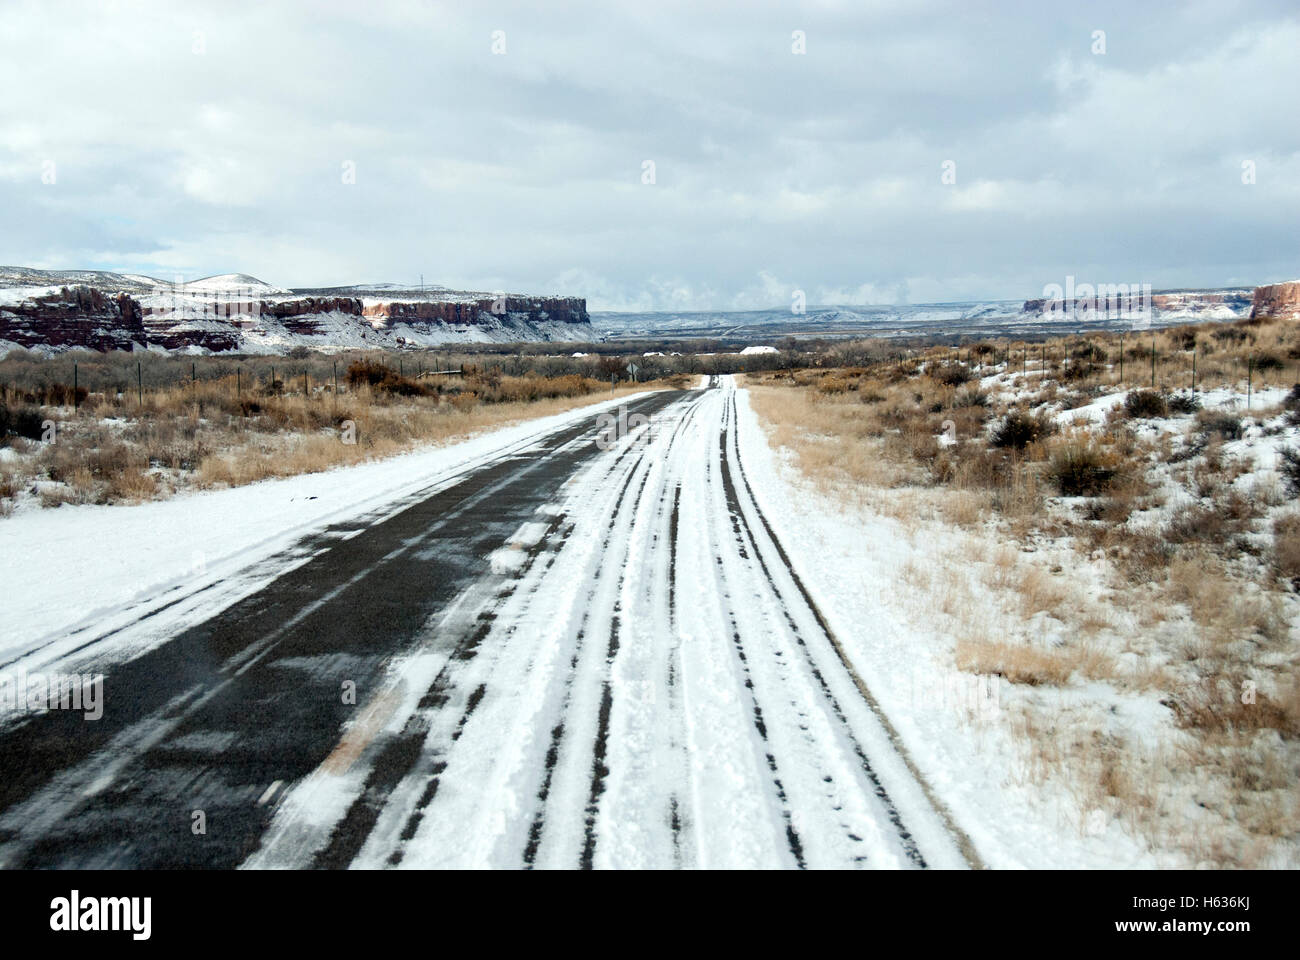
[991,410,1051,450]
[1047,436,1119,496]
[1123,389,1167,419]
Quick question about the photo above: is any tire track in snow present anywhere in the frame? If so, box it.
[579,391,710,868]
[349,397,695,868]
[713,392,919,866]
[237,378,975,870]
[577,410,677,867]
[721,386,981,869]
[366,378,975,869]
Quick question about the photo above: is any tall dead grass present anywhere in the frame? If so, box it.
[2,368,675,508]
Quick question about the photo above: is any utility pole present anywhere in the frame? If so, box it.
[1119,332,1124,385]
[73,362,78,412]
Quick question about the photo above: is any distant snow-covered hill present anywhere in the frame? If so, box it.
[593,288,1261,343]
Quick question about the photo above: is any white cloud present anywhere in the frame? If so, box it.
[0,0,1295,306]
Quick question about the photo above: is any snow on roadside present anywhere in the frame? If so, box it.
[0,391,652,669]
[733,382,1166,868]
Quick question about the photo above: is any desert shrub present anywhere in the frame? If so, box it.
[991,410,1051,450]
[1198,410,1244,441]
[816,375,852,395]
[1171,675,1300,740]
[345,360,430,397]
[13,382,88,407]
[1048,437,1118,496]
[1283,384,1300,425]
[344,360,389,388]
[1123,389,1167,419]
[0,402,46,444]
[932,363,971,387]
[1276,514,1300,586]
[1166,391,1202,414]
[86,441,149,479]
[1254,352,1284,372]
[952,386,989,408]
[1112,532,1176,585]
[105,466,158,502]
[886,361,919,383]
[1166,496,1261,549]
[1212,326,1249,344]
[1280,447,1300,497]
[474,373,598,404]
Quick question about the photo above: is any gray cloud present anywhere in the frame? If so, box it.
[1,0,1296,309]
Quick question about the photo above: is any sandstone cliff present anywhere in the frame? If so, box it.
[0,268,593,353]
[1250,281,1300,320]
[1022,288,1254,321]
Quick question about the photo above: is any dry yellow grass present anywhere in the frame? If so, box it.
[193,387,652,489]
[1167,554,1288,649]
[746,383,910,492]
[1275,513,1300,586]
[1015,567,1069,620]
[4,371,676,507]
[955,637,1115,686]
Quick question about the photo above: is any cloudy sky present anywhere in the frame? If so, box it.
[1,0,1297,310]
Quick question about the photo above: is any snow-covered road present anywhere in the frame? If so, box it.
[0,377,972,869]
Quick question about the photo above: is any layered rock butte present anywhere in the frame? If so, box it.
[0,268,592,353]
[1019,281,1300,322]
[1251,281,1300,321]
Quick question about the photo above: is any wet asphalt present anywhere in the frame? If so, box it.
[0,388,691,868]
